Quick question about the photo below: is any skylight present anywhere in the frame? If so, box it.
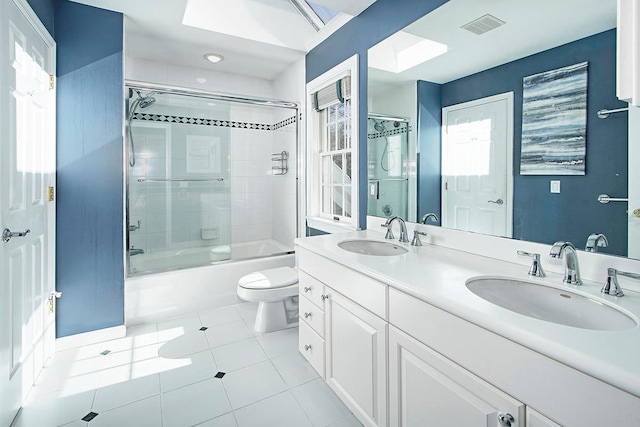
[368,31,448,74]
[306,1,339,24]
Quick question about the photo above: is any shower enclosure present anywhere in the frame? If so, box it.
[125,83,299,276]
[367,115,410,219]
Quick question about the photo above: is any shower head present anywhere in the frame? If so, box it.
[373,120,385,132]
[133,89,156,109]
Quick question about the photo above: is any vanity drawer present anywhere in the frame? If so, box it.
[299,320,325,378]
[297,247,387,319]
[299,270,326,308]
[300,294,325,336]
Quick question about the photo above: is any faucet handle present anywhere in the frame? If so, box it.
[411,230,427,246]
[517,250,546,277]
[602,268,625,297]
[380,223,394,240]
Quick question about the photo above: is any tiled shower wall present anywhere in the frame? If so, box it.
[125,57,301,252]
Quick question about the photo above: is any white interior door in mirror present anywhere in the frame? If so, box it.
[442,92,513,238]
[629,105,640,259]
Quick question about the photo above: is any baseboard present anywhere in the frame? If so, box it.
[56,325,126,352]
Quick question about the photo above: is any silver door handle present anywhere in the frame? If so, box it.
[488,199,504,205]
[2,228,30,243]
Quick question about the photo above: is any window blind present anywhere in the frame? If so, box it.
[312,75,351,111]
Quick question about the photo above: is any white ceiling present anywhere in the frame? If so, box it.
[369,0,617,94]
[70,0,376,80]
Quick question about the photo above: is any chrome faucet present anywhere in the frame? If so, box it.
[585,233,608,252]
[420,213,439,224]
[602,268,640,297]
[381,216,409,243]
[549,241,582,285]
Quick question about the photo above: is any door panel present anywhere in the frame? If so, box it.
[442,93,513,238]
[1,1,56,425]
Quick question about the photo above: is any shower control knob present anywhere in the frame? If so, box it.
[304,345,312,351]
[304,312,311,319]
[303,286,311,293]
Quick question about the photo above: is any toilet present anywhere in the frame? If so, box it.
[237,267,299,333]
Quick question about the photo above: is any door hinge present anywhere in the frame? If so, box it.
[445,182,448,191]
[48,186,55,201]
[48,291,62,314]
[49,74,55,90]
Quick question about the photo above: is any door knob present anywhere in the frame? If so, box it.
[488,199,504,205]
[2,228,30,243]
[498,412,515,427]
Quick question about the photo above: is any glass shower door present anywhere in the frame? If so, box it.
[127,90,232,274]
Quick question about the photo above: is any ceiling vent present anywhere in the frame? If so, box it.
[461,14,505,35]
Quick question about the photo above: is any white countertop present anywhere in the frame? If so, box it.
[295,230,640,398]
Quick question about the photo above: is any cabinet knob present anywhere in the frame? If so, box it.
[321,294,329,301]
[304,312,311,318]
[303,286,311,293]
[498,413,515,427]
[304,344,312,351]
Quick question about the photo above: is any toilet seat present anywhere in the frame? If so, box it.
[237,267,299,302]
[238,267,298,290]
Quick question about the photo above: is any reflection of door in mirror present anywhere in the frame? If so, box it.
[629,106,640,259]
[367,116,410,219]
[442,93,513,237]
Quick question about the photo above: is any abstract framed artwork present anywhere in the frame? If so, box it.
[520,61,588,175]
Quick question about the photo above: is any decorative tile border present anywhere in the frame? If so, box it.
[132,112,298,131]
[367,125,412,139]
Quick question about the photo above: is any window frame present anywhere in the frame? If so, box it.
[305,54,359,233]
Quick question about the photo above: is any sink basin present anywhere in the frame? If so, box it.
[337,239,408,256]
[466,277,637,331]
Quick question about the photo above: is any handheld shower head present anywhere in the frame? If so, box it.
[134,89,156,109]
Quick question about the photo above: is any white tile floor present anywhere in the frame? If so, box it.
[15,302,363,427]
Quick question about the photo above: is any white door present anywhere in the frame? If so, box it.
[0,0,56,425]
[325,289,387,427]
[388,326,524,427]
[442,93,513,237]
[628,105,640,259]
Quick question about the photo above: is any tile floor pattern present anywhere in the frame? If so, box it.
[14,302,363,427]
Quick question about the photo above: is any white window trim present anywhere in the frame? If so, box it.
[305,54,359,234]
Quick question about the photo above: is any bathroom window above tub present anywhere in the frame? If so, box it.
[306,54,360,233]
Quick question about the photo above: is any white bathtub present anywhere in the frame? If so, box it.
[129,239,291,274]
[125,239,295,325]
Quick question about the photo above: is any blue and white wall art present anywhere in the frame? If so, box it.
[520,62,588,175]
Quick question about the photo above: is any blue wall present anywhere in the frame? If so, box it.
[26,0,54,35]
[55,0,124,336]
[441,30,628,256]
[306,0,447,232]
[416,80,442,223]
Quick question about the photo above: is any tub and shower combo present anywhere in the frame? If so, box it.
[124,83,300,324]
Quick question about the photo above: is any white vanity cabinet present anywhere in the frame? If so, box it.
[389,326,524,427]
[297,247,388,427]
[325,288,387,427]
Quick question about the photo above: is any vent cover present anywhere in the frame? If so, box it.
[461,14,505,35]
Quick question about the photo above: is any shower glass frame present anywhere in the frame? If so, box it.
[124,81,300,278]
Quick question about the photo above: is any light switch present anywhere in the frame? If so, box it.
[550,180,561,193]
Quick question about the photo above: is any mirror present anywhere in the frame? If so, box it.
[367,0,637,260]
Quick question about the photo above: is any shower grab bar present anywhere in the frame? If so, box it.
[138,178,224,183]
[368,178,409,182]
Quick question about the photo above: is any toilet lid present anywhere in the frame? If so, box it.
[238,267,298,290]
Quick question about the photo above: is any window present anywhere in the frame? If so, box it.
[306,55,359,233]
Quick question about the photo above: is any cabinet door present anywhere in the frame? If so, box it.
[389,326,524,427]
[526,408,562,427]
[325,289,387,427]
